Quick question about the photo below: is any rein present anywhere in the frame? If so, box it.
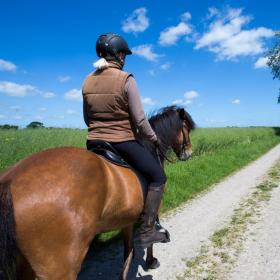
[182,127,188,150]
[155,141,175,165]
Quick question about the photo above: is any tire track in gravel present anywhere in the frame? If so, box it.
[229,177,280,280]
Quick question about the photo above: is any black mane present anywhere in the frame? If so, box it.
[142,106,195,162]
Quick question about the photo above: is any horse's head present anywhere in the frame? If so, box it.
[149,106,195,163]
[171,108,195,161]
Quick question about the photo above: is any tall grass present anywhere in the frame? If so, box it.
[1,127,279,191]
[0,128,86,171]
[163,127,280,211]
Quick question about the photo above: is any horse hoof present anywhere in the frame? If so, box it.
[146,257,160,270]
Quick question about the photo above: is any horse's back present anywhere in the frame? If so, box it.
[8,146,142,224]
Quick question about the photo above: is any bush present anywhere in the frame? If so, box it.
[26,121,44,129]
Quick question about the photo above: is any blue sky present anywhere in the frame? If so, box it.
[0,0,279,128]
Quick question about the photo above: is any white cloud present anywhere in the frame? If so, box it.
[10,105,21,111]
[181,12,192,22]
[13,115,23,120]
[254,56,269,68]
[66,109,77,115]
[41,91,55,98]
[0,81,36,97]
[0,59,17,72]
[159,22,192,46]
[172,99,184,105]
[184,90,199,99]
[38,107,47,112]
[141,97,156,105]
[196,7,274,60]
[148,69,156,76]
[122,7,149,33]
[160,63,171,70]
[232,99,240,105]
[207,7,219,19]
[64,89,82,102]
[131,45,160,61]
[0,81,57,100]
[0,114,6,119]
[172,90,199,105]
[58,75,71,83]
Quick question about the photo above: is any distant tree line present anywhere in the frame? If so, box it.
[0,121,44,129]
[0,124,19,129]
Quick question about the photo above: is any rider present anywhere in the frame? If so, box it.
[82,32,169,248]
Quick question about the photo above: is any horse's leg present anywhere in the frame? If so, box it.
[16,252,36,280]
[146,215,169,269]
[146,245,160,269]
[17,223,94,280]
[29,240,90,280]
[119,225,134,280]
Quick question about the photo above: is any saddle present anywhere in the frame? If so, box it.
[87,140,130,168]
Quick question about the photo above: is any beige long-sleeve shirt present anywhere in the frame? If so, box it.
[125,76,157,143]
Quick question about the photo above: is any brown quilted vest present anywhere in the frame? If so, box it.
[82,63,135,142]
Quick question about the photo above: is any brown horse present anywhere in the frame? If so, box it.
[0,106,195,280]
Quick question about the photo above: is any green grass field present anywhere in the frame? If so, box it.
[1,127,279,243]
[163,127,280,211]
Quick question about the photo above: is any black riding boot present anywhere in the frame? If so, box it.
[139,186,170,248]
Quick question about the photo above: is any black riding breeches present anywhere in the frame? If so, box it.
[111,141,166,189]
[87,140,166,189]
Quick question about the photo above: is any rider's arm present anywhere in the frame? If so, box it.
[125,76,157,143]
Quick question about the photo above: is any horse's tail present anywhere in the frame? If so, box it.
[0,180,17,279]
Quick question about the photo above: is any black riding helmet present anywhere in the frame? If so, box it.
[96,33,132,59]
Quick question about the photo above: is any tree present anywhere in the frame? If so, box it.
[267,31,280,102]
[26,121,44,128]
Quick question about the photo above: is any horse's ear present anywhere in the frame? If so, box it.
[178,108,185,119]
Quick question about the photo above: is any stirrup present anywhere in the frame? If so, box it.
[155,220,170,243]
[139,227,170,249]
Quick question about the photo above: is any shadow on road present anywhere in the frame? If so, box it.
[77,238,154,280]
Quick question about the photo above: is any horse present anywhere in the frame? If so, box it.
[0,106,195,280]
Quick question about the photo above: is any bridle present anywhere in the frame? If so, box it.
[181,126,188,152]
[156,123,190,165]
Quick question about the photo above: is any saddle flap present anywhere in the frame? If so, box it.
[88,140,130,168]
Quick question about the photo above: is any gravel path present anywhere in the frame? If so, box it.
[229,183,280,280]
[78,144,280,280]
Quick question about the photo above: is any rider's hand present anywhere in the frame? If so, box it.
[154,138,161,148]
